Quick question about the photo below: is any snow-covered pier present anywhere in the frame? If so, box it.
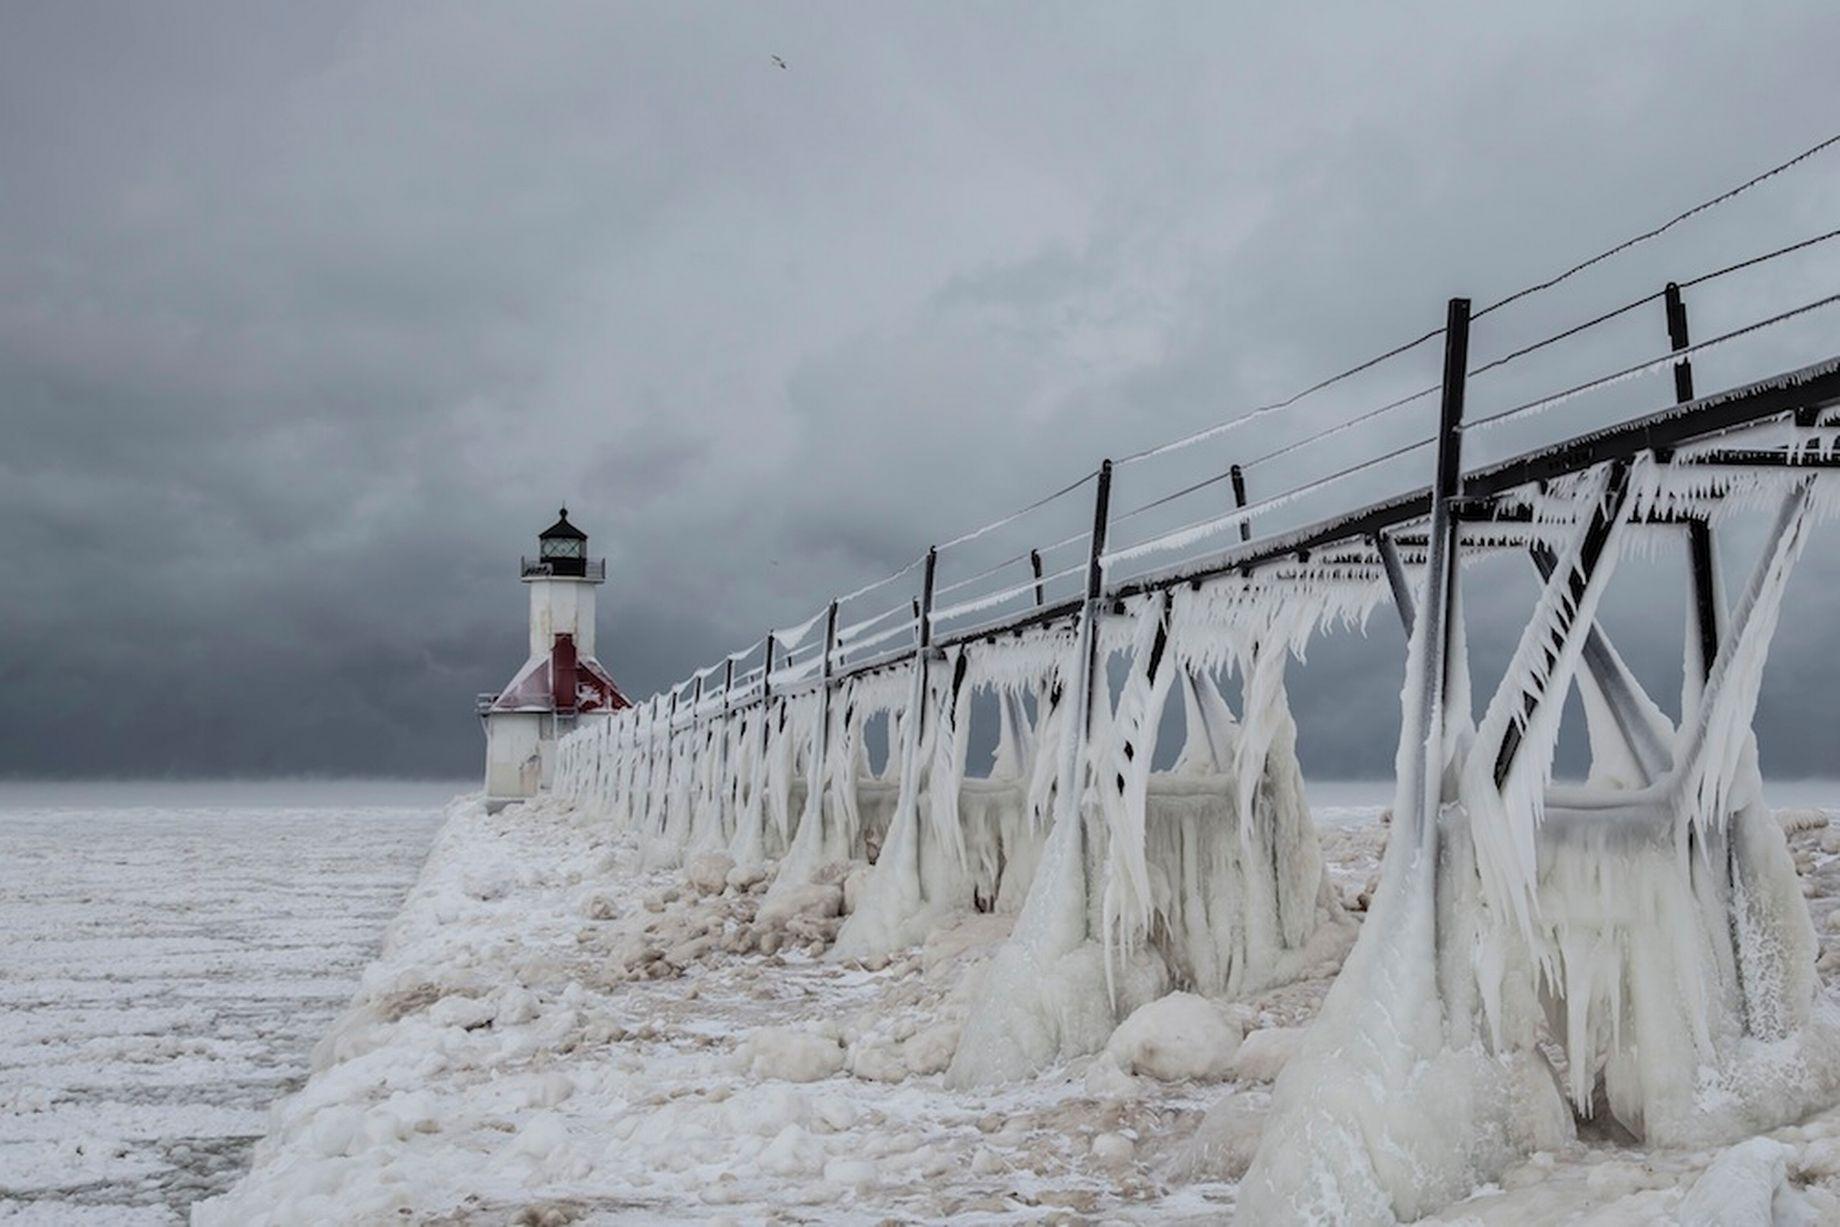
[539,264,1840,1218]
[208,199,1840,1221]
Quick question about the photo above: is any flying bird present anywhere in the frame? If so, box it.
[771,55,787,70]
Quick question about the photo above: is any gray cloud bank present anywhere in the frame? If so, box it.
[2,2,1838,780]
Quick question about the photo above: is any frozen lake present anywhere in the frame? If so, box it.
[8,778,1836,1223]
[0,782,453,1225]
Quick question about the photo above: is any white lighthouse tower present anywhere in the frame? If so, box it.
[478,509,629,812]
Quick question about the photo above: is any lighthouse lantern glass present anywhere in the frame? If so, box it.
[541,537,583,560]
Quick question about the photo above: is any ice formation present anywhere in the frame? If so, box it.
[553,569,1360,1096]
[540,420,1840,1223]
[1103,991,1241,1080]
[944,586,1360,1087]
[831,628,1069,960]
[1240,462,1840,1224]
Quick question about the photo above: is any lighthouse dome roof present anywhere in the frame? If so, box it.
[539,507,588,541]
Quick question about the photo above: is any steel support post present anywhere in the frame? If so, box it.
[1054,460,1115,869]
[814,599,840,790]
[1399,298,1470,849]
[1230,463,1251,542]
[1668,281,1722,682]
[886,547,939,891]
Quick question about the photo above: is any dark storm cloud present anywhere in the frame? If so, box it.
[2,1,1838,779]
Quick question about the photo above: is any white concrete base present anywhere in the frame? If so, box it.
[484,711,545,808]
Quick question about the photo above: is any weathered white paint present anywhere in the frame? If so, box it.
[484,711,544,811]
[527,576,598,658]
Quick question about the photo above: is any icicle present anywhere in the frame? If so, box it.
[1024,678,1068,829]
[829,654,932,959]
[1171,664,1238,776]
[728,702,777,868]
[991,688,1026,779]
[924,647,973,873]
[1677,484,1812,839]
[833,627,1073,961]
[1097,595,1178,997]
[1464,463,1634,943]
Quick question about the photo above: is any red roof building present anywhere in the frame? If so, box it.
[480,510,628,810]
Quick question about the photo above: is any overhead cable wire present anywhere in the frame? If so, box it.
[931,523,1097,600]
[1106,225,1840,532]
[1103,434,1438,570]
[837,618,916,658]
[1115,325,1447,468]
[1462,289,1840,433]
[930,555,1030,600]
[934,468,1097,553]
[1110,379,1450,530]
[834,552,926,605]
[1474,131,1840,320]
[629,143,1840,706]
[1107,130,1836,477]
[930,559,1089,624]
[725,636,768,663]
[838,601,911,643]
[1463,227,1840,382]
[1680,224,1840,290]
[1239,382,1441,470]
[769,605,828,652]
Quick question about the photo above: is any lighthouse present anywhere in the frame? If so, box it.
[478,509,629,812]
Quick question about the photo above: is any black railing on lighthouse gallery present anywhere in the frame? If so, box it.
[521,557,607,581]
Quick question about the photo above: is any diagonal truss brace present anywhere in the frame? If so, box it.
[1492,462,1633,787]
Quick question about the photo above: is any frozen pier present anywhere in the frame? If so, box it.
[551,222,1840,1219]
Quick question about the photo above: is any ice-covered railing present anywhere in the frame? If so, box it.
[546,147,1840,1223]
[558,131,1840,858]
[1091,225,1840,594]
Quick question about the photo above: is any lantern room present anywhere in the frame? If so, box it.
[527,507,592,578]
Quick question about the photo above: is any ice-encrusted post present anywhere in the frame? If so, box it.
[813,601,840,786]
[1066,459,1115,854]
[920,550,937,648]
[684,673,695,787]
[1400,296,1470,848]
[1665,280,1696,404]
[822,600,840,770]
[688,671,708,841]
[1687,519,1721,685]
[648,679,693,863]
[761,633,775,705]
[906,547,940,848]
[826,548,946,955]
[758,632,776,765]
[1229,462,1250,543]
[942,461,1116,1086]
[665,691,681,822]
[721,678,742,832]
[1667,282,1724,692]
[769,598,851,887]
[647,691,669,835]
[1024,455,1110,922]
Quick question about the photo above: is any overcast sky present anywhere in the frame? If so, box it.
[3,1,1838,781]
